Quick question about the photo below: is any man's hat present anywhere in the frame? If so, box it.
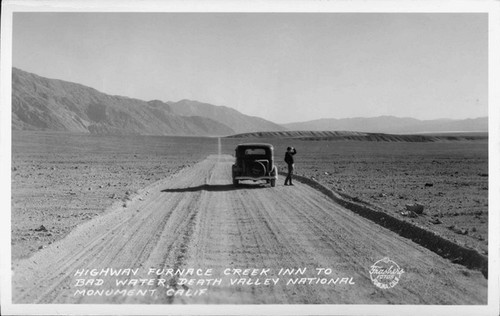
[287,147,292,151]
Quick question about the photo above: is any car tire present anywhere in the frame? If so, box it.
[233,179,239,186]
[270,179,276,187]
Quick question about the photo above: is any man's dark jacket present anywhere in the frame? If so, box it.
[284,148,297,165]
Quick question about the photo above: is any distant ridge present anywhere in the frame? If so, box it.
[167,99,285,134]
[227,130,488,142]
[284,116,488,134]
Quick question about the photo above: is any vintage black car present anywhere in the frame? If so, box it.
[232,143,278,187]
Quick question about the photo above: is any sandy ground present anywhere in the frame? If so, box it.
[12,155,487,304]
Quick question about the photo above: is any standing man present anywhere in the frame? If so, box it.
[284,146,297,186]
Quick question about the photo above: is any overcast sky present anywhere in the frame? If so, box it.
[13,13,487,123]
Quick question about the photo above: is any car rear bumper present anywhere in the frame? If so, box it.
[234,175,277,181]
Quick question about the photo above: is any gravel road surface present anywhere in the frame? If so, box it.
[12,155,487,304]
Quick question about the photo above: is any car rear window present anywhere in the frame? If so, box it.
[244,148,266,155]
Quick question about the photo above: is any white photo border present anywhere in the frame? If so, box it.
[1,0,499,315]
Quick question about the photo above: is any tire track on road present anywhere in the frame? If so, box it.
[12,155,487,305]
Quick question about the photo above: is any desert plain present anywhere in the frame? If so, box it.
[10,131,488,304]
[11,131,218,260]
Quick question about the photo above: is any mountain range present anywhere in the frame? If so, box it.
[166,99,285,134]
[12,68,283,136]
[12,68,487,136]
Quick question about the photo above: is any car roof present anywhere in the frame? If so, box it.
[236,143,274,149]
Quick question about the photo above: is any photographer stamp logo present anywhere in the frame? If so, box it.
[369,257,405,289]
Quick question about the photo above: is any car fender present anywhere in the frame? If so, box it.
[271,165,278,178]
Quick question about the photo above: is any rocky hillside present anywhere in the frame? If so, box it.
[11,68,279,136]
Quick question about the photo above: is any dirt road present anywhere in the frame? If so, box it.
[12,155,487,304]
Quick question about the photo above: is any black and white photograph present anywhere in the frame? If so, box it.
[1,0,499,315]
